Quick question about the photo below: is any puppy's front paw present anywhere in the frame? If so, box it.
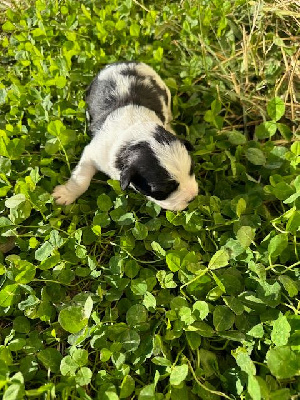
[52,185,77,205]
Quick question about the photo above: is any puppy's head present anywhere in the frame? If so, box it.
[116,127,198,211]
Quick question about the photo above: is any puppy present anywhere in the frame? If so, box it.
[52,62,198,211]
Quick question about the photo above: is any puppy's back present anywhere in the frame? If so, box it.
[86,62,171,135]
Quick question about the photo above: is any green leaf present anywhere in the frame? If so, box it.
[0,283,19,307]
[93,211,111,228]
[75,367,92,386]
[138,384,155,400]
[236,226,255,248]
[227,130,246,145]
[37,348,62,373]
[247,323,264,338]
[255,121,277,139]
[13,260,36,284]
[115,20,127,31]
[245,148,266,165]
[58,304,91,334]
[0,216,12,227]
[25,383,54,397]
[47,120,64,136]
[2,21,15,31]
[294,175,300,191]
[179,306,195,325]
[283,192,300,204]
[0,88,7,105]
[70,348,88,367]
[151,241,166,257]
[60,355,78,376]
[278,275,298,297]
[124,259,140,278]
[120,375,135,398]
[8,338,26,351]
[170,364,188,386]
[153,47,164,62]
[3,383,25,400]
[185,331,201,350]
[5,194,26,209]
[208,248,229,270]
[131,278,147,295]
[102,391,119,400]
[45,138,60,154]
[189,321,214,337]
[81,4,92,20]
[234,349,256,376]
[152,356,172,367]
[156,270,176,289]
[277,123,293,140]
[100,349,112,362]
[268,234,288,258]
[223,296,244,315]
[75,244,87,259]
[130,23,140,36]
[97,193,113,212]
[192,301,209,320]
[248,375,261,400]
[266,346,300,379]
[110,210,135,225]
[236,198,246,217]
[35,241,54,261]
[49,230,64,248]
[166,251,182,272]
[32,28,46,38]
[271,314,291,346]
[120,329,140,352]
[143,291,156,310]
[291,142,300,157]
[268,389,292,400]
[13,316,30,333]
[267,97,285,121]
[213,305,235,331]
[132,222,148,240]
[271,181,294,200]
[126,304,147,326]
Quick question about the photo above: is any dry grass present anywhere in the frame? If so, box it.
[195,0,300,136]
[0,0,33,13]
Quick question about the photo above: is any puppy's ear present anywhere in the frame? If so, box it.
[181,139,194,152]
[120,167,135,191]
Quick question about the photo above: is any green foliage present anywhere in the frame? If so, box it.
[0,0,300,399]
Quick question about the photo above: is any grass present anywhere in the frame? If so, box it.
[0,0,299,399]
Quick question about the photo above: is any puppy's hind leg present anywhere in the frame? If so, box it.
[52,146,96,205]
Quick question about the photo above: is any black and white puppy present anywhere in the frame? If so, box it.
[53,62,198,211]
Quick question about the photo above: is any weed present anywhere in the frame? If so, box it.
[0,0,299,399]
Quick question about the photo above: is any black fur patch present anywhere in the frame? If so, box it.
[122,74,168,123]
[189,159,195,176]
[86,78,118,134]
[116,141,179,200]
[86,62,169,134]
[120,66,169,104]
[153,125,177,145]
[120,68,139,77]
[182,139,194,152]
